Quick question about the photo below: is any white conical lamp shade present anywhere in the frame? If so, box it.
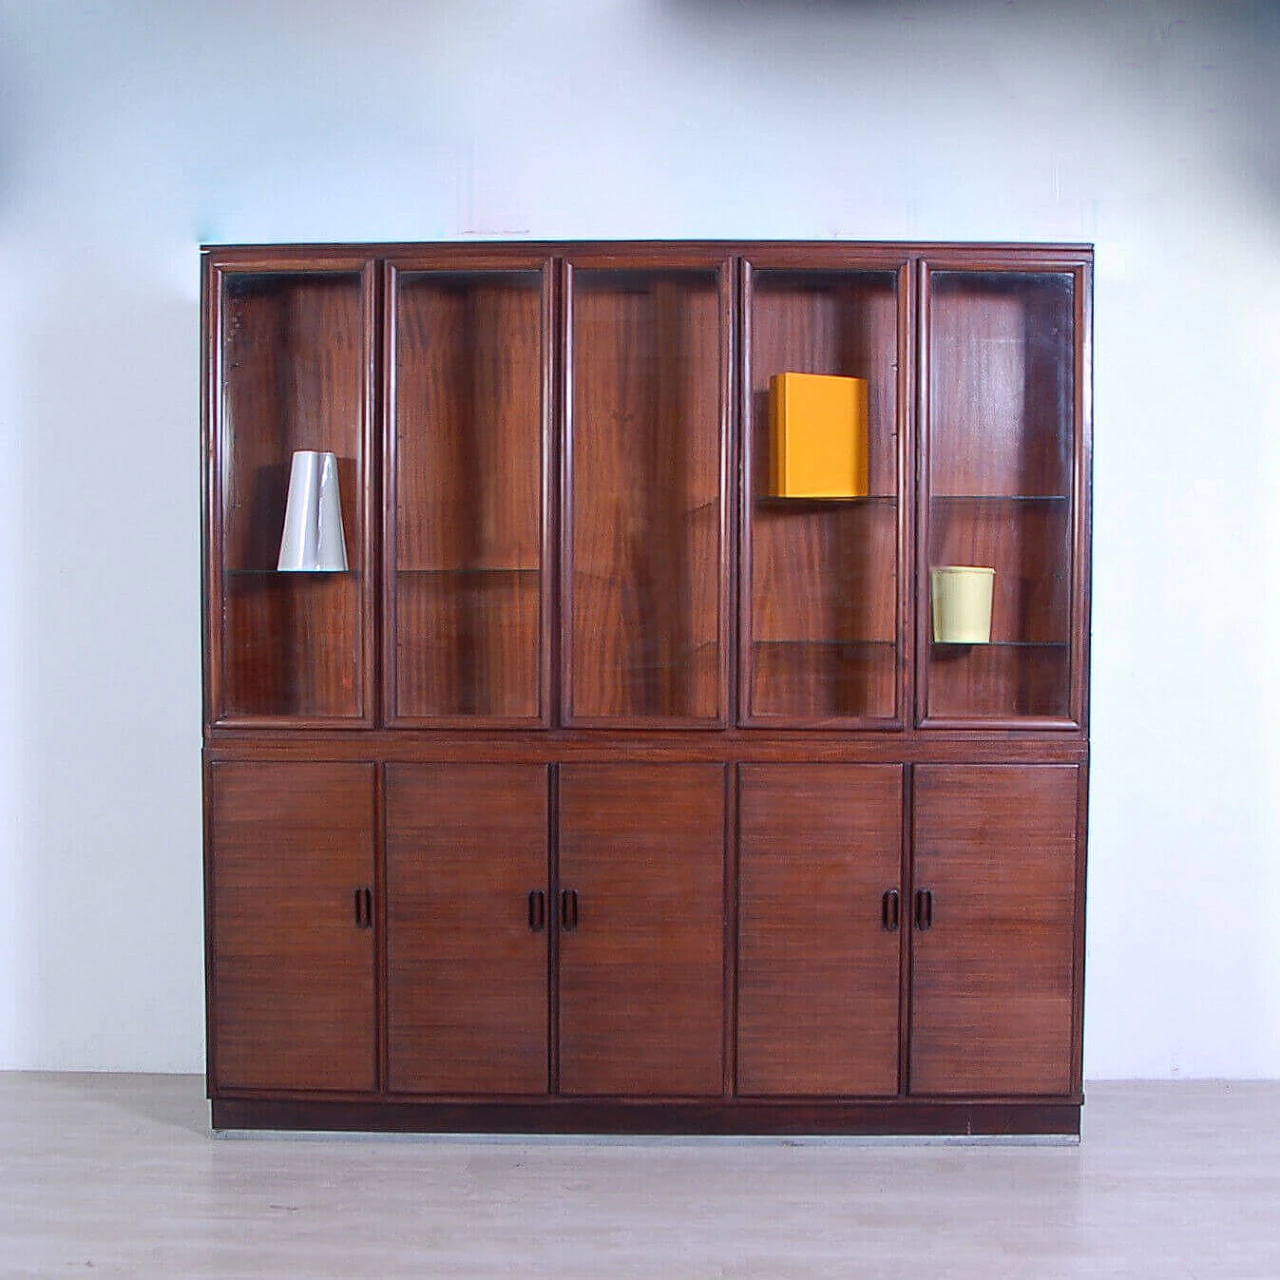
[277,451,349,572]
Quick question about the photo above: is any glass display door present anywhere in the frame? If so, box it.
[209,260,375,726]
[919,260,1089,727]
[385,257,552,726]
[740,254,910,726]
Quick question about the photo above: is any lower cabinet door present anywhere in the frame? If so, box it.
[737,764,904,1096]
[208,761,377,1093]
[558,763,725,1096]
[386,764,549,1095]
[910,763,1081,1096]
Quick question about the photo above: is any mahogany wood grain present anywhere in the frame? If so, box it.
[208,761,376,1093]
[558,764,725,1096]
[216,270,371,722]
[385,764,549,1095]
[910,763,1079,1096]
[737,764,903,1096]
[565,268,728,725]
[388,268,548,723]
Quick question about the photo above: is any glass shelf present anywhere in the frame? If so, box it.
[397,566,540,577]
[932,639,1068,649]
[757,494,897,510]
[226,568,359,578]
[755,639,896,650]
[931,493,1069,504]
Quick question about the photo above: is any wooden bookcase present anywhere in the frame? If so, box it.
[202,240,1092,1136]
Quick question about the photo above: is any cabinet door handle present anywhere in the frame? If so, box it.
[354,887,373,929]
[560,888,579,932]
[914,888,933,931]
[527,889,546,933]
[881,889,900,932]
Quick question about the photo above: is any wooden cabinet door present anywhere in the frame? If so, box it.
[910,764,1080,1096]
[558,764,725,1096]
[738,765,903,1096]
[385,764,549,1094]
[208,761,376,1092]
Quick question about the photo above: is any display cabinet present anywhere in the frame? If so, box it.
[203,240,1092,1137]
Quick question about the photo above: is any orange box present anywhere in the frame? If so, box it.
[769,372,869,498]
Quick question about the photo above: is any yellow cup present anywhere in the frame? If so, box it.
[931,566,995,644]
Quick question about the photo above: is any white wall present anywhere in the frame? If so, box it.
[1,0,1277,1077]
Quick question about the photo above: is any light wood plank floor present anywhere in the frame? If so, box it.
[1,1075,1277,1278]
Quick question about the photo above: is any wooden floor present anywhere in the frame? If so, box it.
[1,1075,1277,1278]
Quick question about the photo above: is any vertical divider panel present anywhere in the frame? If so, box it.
[899,761,915,1096]
[723,762,739,1098]
[374,759,387,1095]
[548,761,561,1095]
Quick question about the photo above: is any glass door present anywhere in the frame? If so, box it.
[919,259,1088,726]
[385,257,552,726]
[208,258,376,726]
[740,254,910,726]
[562,254,731,727]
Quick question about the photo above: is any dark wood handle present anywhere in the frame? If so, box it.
[527,889,546,932]
[881,888,900,932]
[560,888,579,932]
[914,888,933,931]
[354,887,373,929]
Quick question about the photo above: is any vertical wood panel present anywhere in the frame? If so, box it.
[738,765,903,1096]
[559,764,725,1096]
[910,764,1079,1096]
[386,765,549,1095]
[209,761,376,1093]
